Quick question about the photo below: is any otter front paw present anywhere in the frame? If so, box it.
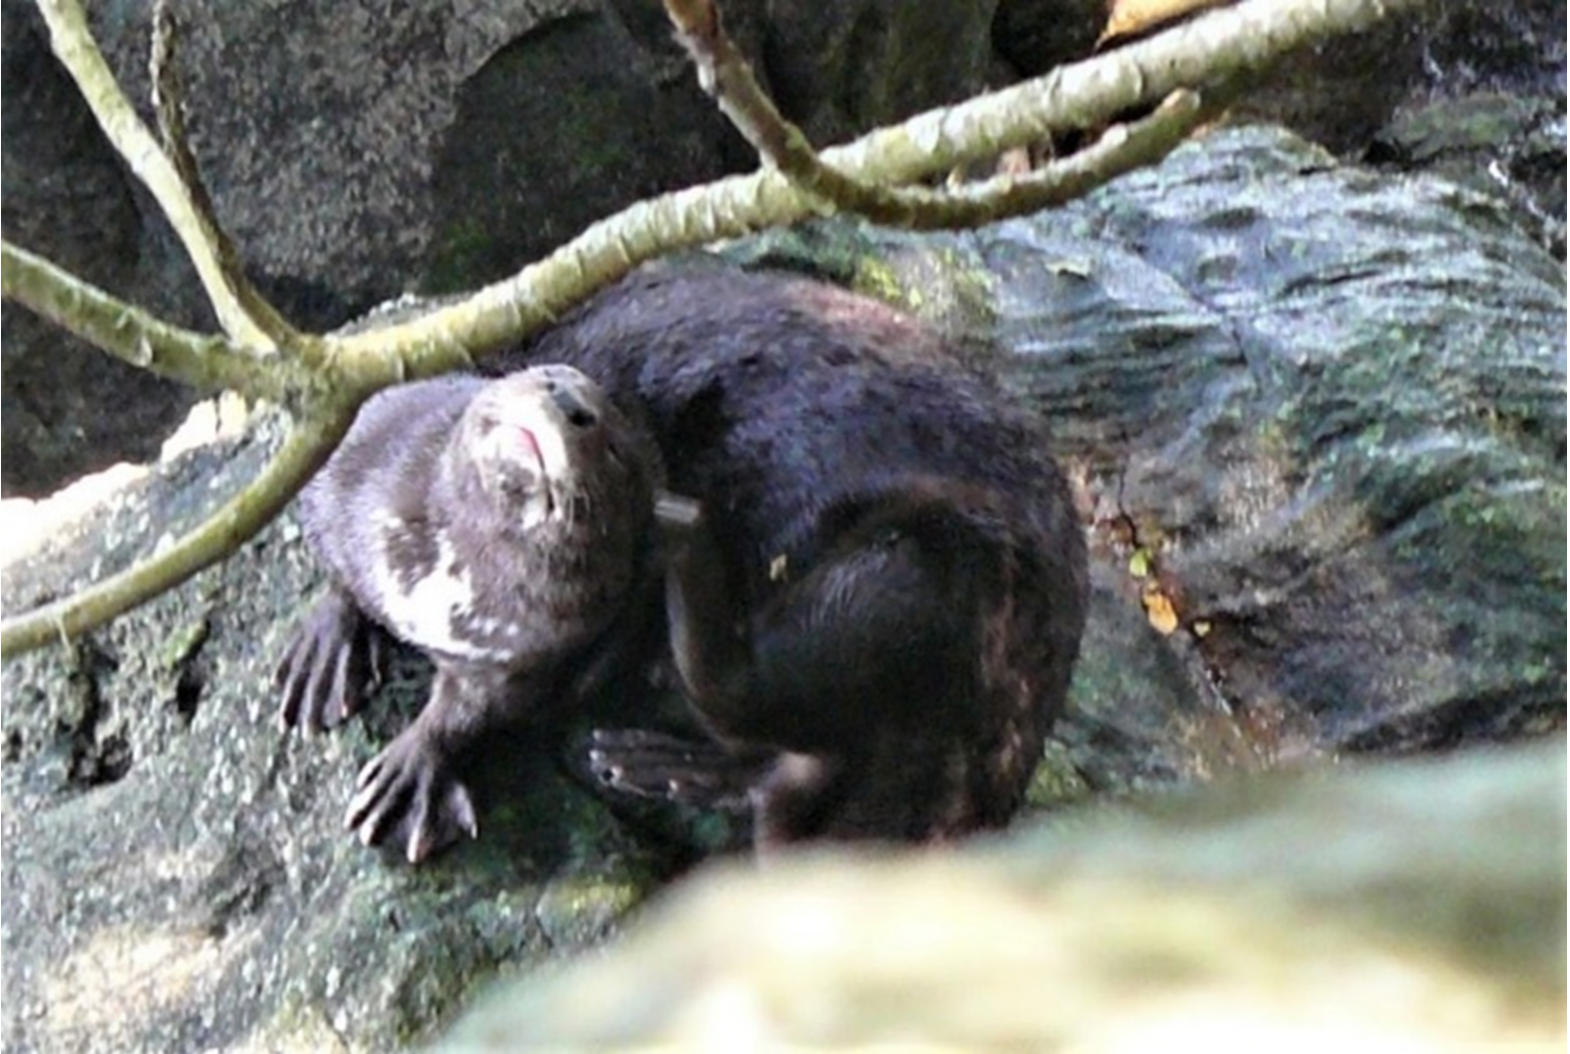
[587,728,761,812]
[346,730,478,864]
[275,590,389,733]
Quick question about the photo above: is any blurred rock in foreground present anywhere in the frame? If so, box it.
[442,739,1567,1051]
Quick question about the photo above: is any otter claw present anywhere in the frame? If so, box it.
[346,732,477,863]
[276,591,388,734]
[587,727,762,811]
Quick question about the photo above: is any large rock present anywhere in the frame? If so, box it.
[0,0,1006,497]
[441,739,1567,1049]
[2,125,1564,1052]
[995,125,1565,768]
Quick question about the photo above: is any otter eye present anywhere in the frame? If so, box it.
[550,384,599,429]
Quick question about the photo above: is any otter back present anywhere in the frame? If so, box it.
[493,266,1089,850]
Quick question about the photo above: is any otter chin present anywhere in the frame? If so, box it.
[275,364,660,863]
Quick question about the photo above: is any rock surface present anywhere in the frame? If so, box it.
[3,122,1564,1052]
[0,0,1000,495]
[6,1,1563,496]
[440,739,1567,1050]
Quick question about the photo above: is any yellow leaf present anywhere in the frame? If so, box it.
[1141,585,1180,635]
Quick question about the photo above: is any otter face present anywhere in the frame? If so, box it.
[456,365,623,529]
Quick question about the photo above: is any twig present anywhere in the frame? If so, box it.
[664,0,916,222]
[329,0,1420,366]
[662,0,1213,230]
[2,240,295,401]
[882,89,1212,229]
[0,409,357,657]
[35,0,296,352]
[149,0,298,348]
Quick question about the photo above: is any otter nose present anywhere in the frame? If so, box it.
[550,385,598,429]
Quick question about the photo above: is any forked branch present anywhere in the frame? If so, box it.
[2,0,1420,660]
[664,0,1215,227]
[1,409,357,655]
[35,0,296,352]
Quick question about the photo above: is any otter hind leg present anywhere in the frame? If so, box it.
[754,745,988,852]
[586,727,763,811]
[275,589,390,733]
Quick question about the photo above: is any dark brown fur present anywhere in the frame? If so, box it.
[490,266,1089,851]
[276,366,658,862]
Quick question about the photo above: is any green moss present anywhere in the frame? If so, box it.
[1025,740,1092,810]
[157,616,210,671]
[424,217,500,297]
[534,875,646,948]
[848,255,906,304]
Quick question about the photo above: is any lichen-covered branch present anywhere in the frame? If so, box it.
[0,409,356,657]
[148,0,299,349]
[331,0,1420,365]
[1,240,297,401]
[825,0,1413,184]
[36,0,292,352]
[883,90,1211,229]
[663,0,1212,229]
[1,0,1419,661]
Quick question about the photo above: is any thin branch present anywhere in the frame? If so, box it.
[663,0,919,221]
[148,0,298,348]
[0,408,357,658]
[664,0,812,178]
[879,90,1213,229]
[329,0,1420,368]
[823,0,1415,186]
[35,0,294,351]
[666,0,1216,227]
[1,240,297,401]
[1,0,1418,661]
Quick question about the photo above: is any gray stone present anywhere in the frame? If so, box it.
[1,0,1007,496]
[2,125,1564,1052]
[440,739,1567,1050]
[1024,126,1566,763]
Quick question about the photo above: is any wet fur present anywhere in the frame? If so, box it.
[491,267,1089,849]
[278,368,659,861]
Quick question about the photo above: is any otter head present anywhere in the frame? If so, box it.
[448,365,636,532]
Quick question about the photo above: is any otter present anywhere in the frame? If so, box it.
[274,365,659,862]
[280,267,1088,859]
[490,266,1089,851]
